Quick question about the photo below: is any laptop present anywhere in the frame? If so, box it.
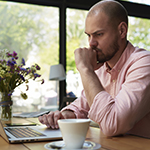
[0,119,62,143]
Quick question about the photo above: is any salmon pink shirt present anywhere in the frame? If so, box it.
[62,42,150,138]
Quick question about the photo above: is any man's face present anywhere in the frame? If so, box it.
[85,12,120,63]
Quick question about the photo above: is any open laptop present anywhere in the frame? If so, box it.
[0,119,62,143]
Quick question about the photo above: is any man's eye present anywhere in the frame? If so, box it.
[97,33,103,36]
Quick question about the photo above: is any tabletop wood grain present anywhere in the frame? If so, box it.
[0,118,150,150]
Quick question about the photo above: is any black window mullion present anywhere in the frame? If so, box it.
[59,2,67,110]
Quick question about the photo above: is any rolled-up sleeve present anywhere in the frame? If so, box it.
[61,90,90,118]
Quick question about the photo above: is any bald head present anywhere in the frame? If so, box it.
[87,0,128,27]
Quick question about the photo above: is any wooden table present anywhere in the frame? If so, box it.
[0,118,150,150]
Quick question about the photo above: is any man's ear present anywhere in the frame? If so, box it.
[118,22,128,39]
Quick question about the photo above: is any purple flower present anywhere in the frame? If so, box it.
[12,51,18,60]
[33,73,41,80]
[25,68,31,75]
[0,50,44,98]
[19,67,27,71]
[6,52,12,57]
[21,58,25,66]
[7,58,16,66]
[19,74,25,81]
[8,93,12,96]
[35,64,41,70]
[6,51,18,59]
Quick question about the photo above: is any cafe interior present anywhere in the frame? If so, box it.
[0,0,150,149]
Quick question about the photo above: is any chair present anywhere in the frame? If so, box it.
[60,97,77,110]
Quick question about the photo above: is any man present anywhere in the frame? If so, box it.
[39,0,150,138]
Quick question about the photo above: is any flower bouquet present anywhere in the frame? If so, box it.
[0,50,44,121]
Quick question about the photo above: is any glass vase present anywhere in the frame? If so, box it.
[0,92,13,121]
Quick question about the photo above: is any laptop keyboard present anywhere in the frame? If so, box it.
[6,127,46,138]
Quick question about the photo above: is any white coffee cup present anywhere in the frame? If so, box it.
[58,119,90,149]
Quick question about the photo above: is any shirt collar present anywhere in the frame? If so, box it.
[104,41,135,73]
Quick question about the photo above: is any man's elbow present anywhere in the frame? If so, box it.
[102,129,122,137]
[99,123,129,137]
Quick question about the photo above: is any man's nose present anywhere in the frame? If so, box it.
[89,37,98,47]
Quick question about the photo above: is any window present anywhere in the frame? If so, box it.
[0,1,59,113]
[128,16,150,50]
[66,8,88,97]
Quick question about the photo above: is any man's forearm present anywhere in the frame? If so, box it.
[79,68,104,107]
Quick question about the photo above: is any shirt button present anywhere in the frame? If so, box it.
[113,79,116,83]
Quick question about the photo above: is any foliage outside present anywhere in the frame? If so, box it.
[128,17,150,51]
[0,2,59,79]
[66,9,88,73]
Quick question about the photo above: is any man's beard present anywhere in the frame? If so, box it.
[93,38,120,63]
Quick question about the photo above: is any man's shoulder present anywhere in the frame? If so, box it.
[131,46,150,59]
[127,47,150,69]
[128,42,150,56]
[124,43,150,69]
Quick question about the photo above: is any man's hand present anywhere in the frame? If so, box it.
[38,110,76,129]
[74,47,104,106]
[74,47,103,72]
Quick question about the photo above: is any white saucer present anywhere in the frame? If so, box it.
[44,140,101,150]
